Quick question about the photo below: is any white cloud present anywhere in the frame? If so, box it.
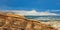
[5,10,58,16]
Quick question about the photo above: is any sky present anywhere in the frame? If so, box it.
[0,0,60,15]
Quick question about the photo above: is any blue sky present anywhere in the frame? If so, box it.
[0,0,60,14]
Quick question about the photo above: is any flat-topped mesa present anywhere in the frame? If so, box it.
[0,12,58,30]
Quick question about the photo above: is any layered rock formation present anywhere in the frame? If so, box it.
[0,13,58,30]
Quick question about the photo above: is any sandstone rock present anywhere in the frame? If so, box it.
[0,12,58,30]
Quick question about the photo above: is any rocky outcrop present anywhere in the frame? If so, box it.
[43,21,60,30]
[0,13,58,30]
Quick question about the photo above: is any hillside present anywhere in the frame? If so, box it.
[0,12,57,30]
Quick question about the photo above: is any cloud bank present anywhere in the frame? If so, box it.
[5,10,58,16]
